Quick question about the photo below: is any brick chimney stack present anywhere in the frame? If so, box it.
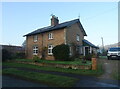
[51,15,59,26]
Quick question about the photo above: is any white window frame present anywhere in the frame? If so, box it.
[48,45,53,55]
[33,35,38,42]
[69,46,72,56]
[76,46,79,52]
[48,33,53,39]
[33,46,38,55]
[76,34,80,41]
[80,46,83,54]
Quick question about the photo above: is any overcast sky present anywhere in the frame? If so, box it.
[1,2,118,46]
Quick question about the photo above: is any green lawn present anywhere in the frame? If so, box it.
[99,56,107,59]
[3,62,103,76]
[3,68,78,87]
[15,58,91,65]
[15,59,33,62]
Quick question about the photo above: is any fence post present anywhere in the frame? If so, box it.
[92,58,97,70]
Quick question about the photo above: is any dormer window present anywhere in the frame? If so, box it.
[33,35,38,42]
[48,33,53,39]
[76,34,80,41]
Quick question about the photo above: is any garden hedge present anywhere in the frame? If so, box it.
[53,44,70,61]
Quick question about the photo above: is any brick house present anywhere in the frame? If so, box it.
[24,15,98,60]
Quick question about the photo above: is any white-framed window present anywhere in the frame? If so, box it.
[76,34,80,41]
[48,45,53,55]
[33,46,38,55]
[48,33,53,39]
[80,46,83,54]
[33,35,38,42]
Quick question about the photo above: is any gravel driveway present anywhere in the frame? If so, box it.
[97,58,119,80]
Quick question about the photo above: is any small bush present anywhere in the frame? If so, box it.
[16,52,25,59]
[2,49,13,61]
[69,56,76,61]
[53,44,70,61]
[74,58,80,61]
[79,55,85,59]
[33,55,39,62]
[85,54,92,61]
[2,49,26,61]
[92,53,97,58]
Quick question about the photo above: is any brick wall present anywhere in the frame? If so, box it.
[66,22,84,56]
[26,22,85,60]
[26,28,65,60]
[66,22,84,45]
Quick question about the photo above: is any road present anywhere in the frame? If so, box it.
[2,75,48,87]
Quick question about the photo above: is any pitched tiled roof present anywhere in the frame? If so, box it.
[24,19,87,36]
[83,39,99,48]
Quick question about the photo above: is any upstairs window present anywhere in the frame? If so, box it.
[33,46,38,55]
[48,33,53,39]
[76,34,80,41]
[33,35,38,42]
[48,45,53,55]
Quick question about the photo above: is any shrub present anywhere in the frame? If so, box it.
[92,53,97,58]
[69,56,76,61]
[33,55,39,62]
[2,49,12,61]
[84,54,92,61]
[16,52,25,59]
[79,55,85,59]
[74,58,80,61]
[52,44,70,61]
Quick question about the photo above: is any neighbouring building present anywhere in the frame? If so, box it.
[24,15,98,60]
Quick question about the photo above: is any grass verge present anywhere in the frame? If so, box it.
[3,62,103,76]
[112,71,120,80]
[3,68,78,87]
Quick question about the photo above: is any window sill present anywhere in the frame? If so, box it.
[34,40,38,42]
[33,53,38,55]
[48,53,53,56]
[48,38,54,40]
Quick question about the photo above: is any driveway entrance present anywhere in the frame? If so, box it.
[97,58,119,80]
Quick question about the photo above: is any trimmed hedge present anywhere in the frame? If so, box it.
[2,49,13,61]
[2,49,25,62]
[16,52,25,59]
[53,44,70,61]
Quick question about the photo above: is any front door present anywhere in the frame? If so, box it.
[85,47,89,55]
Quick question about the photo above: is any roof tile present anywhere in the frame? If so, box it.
[24,19,87,36]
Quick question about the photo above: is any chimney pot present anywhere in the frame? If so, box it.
[51,15,59,26]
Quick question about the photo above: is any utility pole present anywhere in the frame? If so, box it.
[101,37,104,53]
[78,13,80,20]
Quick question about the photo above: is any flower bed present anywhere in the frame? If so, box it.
[15,61,91,70]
